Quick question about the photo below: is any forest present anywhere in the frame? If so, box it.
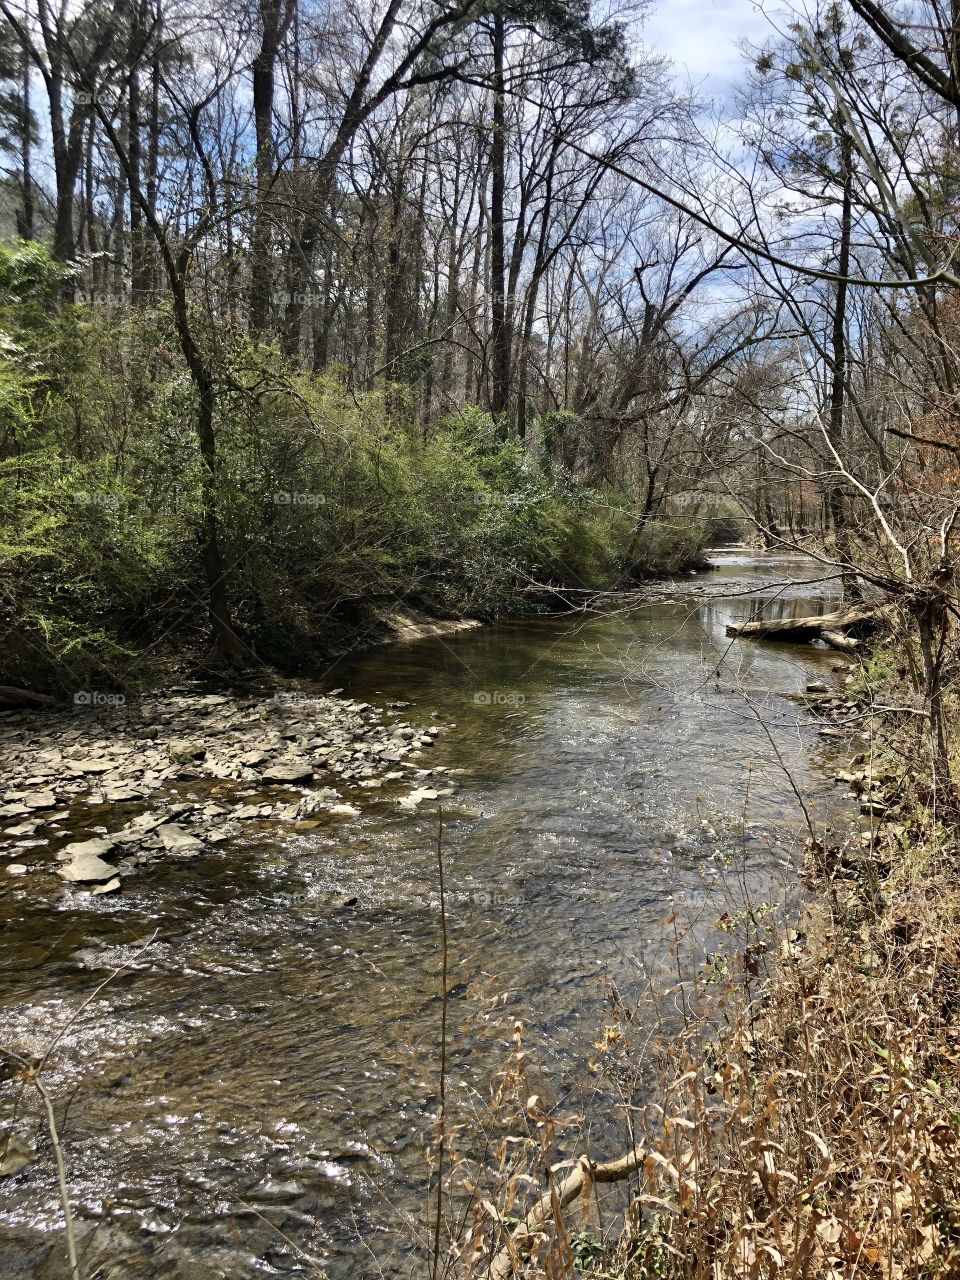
[3,0,960,1278]
[3,0,950,690]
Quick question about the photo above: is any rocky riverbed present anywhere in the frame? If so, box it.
[0,685,458,895]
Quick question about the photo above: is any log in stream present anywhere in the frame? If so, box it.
[725,606,889,651]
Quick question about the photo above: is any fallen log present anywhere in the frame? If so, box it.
[726,606,886,644]
[820,629,860,653]
[486,1144,646,1280]
[0,685,58,708]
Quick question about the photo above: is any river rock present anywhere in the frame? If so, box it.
[5,864,27,876]
[4,822,39,837]
[58,836,115,860]
[156,824,203,853]
[89,877,121,895]
[234,804,267,819]
[21,790,57,809]
[113,812,166,843]
[398,786,439,811]
[104,785,144,803]
[261,761,314,784]
[0,1134,34,1178]
[72,760,113,775]
[169,740,206,763]
[59,849,117,883]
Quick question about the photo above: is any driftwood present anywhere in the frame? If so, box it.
[487,1144,646,1280]
[726,606,887,646]
[820,629,860,653]
[0,685,57,708]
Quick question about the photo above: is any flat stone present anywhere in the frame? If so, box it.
[233,804,265,820]
[0,1135,34,1177]
[113,813,166,843]
[261,761,314,784]
[328,803,360,817]
[156,824,203,853]
[89,877,121,895]
[56,841,113,870]
[59,850,116,882]
[22,791,57,809]
[169,740,206,763]
[5,864,27,876]
[398,786,439,811]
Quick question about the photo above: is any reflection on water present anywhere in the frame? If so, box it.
[0,554,852,1278]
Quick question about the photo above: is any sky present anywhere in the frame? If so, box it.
[642,0,773,101]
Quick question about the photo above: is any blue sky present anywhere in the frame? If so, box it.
[643,0,772,101]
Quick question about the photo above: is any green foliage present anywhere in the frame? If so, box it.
[702,498,748,546]
[623,517,711,579]
[0,240,64,302]
[0,297,709,691]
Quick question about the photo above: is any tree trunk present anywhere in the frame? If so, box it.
[16,42,33,239]
[488,13,511,431]
[914,583,953,787]
[250,0,291,332]
[127,6,149,299]
[828,130,855,592]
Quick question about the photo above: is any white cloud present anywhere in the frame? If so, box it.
[643,0,771,102]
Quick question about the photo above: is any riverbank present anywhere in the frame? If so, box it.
[0,260,727,700]
[479,640,960,1278]
[0,682,463,895]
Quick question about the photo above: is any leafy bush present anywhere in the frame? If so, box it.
[701,497,748,546]
[0,272,716,691]
[621,517,711,580]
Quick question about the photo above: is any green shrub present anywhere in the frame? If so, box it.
[0,301,705,690]
[621,517,711,580]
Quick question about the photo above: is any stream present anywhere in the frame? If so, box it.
[0,552,856,1279]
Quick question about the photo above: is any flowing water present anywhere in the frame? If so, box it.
[0,553,855,1279]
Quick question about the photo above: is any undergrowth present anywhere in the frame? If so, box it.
[0,243,720,694]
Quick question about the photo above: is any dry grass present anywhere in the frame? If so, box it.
[448,705,960,1279]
